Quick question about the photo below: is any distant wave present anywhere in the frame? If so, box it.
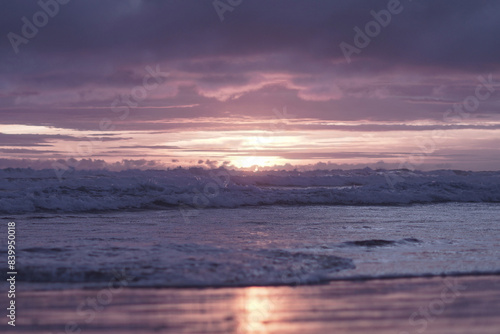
[1,167,500,214]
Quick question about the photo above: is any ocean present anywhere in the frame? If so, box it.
[2,168,500,291]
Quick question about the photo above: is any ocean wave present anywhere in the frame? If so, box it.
[1,167,500,214]
[17,249,355,287]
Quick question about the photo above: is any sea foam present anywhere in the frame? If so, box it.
[1,168,499,214]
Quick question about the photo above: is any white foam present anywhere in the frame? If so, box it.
[1,168,500,213]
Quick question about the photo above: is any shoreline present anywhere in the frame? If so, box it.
[18,271,500,292]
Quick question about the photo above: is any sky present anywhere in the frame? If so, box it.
[1,0,499,171]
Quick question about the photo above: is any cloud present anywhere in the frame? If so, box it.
[114,145,182,150]
[0,133,130,146]
[1,1,499,170]
[0,158,167,171]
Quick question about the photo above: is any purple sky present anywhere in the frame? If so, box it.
[1,0,500,170]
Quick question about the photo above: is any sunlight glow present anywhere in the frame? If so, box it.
[238,288,273,333]
[232,156,281,170]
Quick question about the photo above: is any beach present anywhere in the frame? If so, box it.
[2,170,500,333]
[2,1,500,333]
[7,275,500,334]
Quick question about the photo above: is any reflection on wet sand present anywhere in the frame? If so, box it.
[237,287,275,333]
[9,276,500,334]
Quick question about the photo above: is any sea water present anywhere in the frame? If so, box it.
[1,168,499,290]
[2,203,498,290]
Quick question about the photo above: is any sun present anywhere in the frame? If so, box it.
[233,156,280,170]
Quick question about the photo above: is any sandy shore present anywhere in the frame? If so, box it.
[4,275,500,334]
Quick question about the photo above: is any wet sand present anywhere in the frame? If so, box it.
[6,275,500,334]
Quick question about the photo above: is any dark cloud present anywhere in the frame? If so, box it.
[114,145,182,150]
[0,133,130,147]
[2,1,499,65]
[0,158,167,171]
[0,148,57,154]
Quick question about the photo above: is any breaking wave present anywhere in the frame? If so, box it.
[1,167,500,214]
[17,249,355,287]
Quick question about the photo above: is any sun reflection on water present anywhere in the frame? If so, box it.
[237,287,275,333]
